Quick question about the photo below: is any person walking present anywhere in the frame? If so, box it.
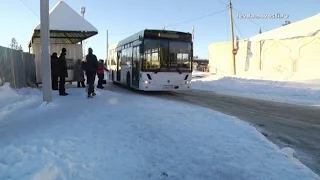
[84,48,98,98]
[58,48,69,96]
[97,60,105,89]
[50,52,59,90]
[74,59,85,88]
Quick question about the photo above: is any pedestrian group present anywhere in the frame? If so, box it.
[51,47,106,98]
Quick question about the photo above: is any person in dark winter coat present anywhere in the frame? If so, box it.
[58,48,69,96]
[84,48,98,98]
[51,52,59,90]
[74,59,85,88]
[97,60,105,89]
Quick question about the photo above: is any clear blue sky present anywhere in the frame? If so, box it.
[0,0,319,59]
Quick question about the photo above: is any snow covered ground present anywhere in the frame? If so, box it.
[0,83,319,180]
[192,71,320,106]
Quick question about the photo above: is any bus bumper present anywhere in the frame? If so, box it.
[139,83,192,91]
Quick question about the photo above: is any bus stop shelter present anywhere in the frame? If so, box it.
[28,0,98,84]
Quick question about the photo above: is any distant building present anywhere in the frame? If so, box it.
[193,57,209,72]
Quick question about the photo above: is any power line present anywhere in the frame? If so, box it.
[233,18,244,39]
[232,8,266,31]
[214,0,266,31]
[108,9,228,37]
[165,8,228,27]
[215,0,228,6]
[109,32,133,36]
[18,0,39,18]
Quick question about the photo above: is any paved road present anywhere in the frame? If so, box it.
[105,84,320,175]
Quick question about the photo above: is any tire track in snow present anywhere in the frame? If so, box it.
[105,83,320,176]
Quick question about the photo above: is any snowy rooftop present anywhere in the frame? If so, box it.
[249,13,320,41]
[29,0,98,46]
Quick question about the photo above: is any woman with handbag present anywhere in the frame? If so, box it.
[97,60,105,89]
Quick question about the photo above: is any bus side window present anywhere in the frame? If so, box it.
[121,49,126,66]
[127,47,132,66]
[137,46,141,71]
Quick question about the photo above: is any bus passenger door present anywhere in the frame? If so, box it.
[132,46,140,87]
[116,51,121,81]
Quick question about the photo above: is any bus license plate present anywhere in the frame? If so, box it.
[162,85,173,89]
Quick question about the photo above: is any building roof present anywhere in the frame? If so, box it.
[29,0,98,47]
[249,13,320,41]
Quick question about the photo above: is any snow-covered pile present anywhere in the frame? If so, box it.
[192,72,320,106]
[0,84,319,179]
[234,70,320,82]
[192,71,223,81]
[0,83,43,119]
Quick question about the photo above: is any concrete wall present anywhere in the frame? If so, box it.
[208,39,250,75]
[208,31,320,80]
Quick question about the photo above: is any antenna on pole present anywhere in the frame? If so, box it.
[228,0,236,75]
[80,6,86,56]
[80,6,86,18]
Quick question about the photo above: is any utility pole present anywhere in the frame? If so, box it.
[192,26,194,42]
[40,0,52,102]
[106,29,109,67]
[228,0,236,75]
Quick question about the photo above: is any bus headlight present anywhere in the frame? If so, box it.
[185,80,191,84]
[144,80,150,84]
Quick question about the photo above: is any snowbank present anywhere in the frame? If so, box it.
[192,72,320,106]
[235,70,320,82]
[0,83,44,121]
[0,84,319,180]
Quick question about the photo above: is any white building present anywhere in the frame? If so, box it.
[208,13,320,80]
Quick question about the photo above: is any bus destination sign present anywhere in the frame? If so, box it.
[157,33,179,39]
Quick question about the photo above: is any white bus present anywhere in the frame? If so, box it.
[107,29,193,91]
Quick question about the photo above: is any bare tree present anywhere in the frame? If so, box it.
[10,37,23,51]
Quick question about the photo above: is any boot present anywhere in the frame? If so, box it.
[59,92,69,96]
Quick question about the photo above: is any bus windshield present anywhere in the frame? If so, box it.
[143,39,192,72]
